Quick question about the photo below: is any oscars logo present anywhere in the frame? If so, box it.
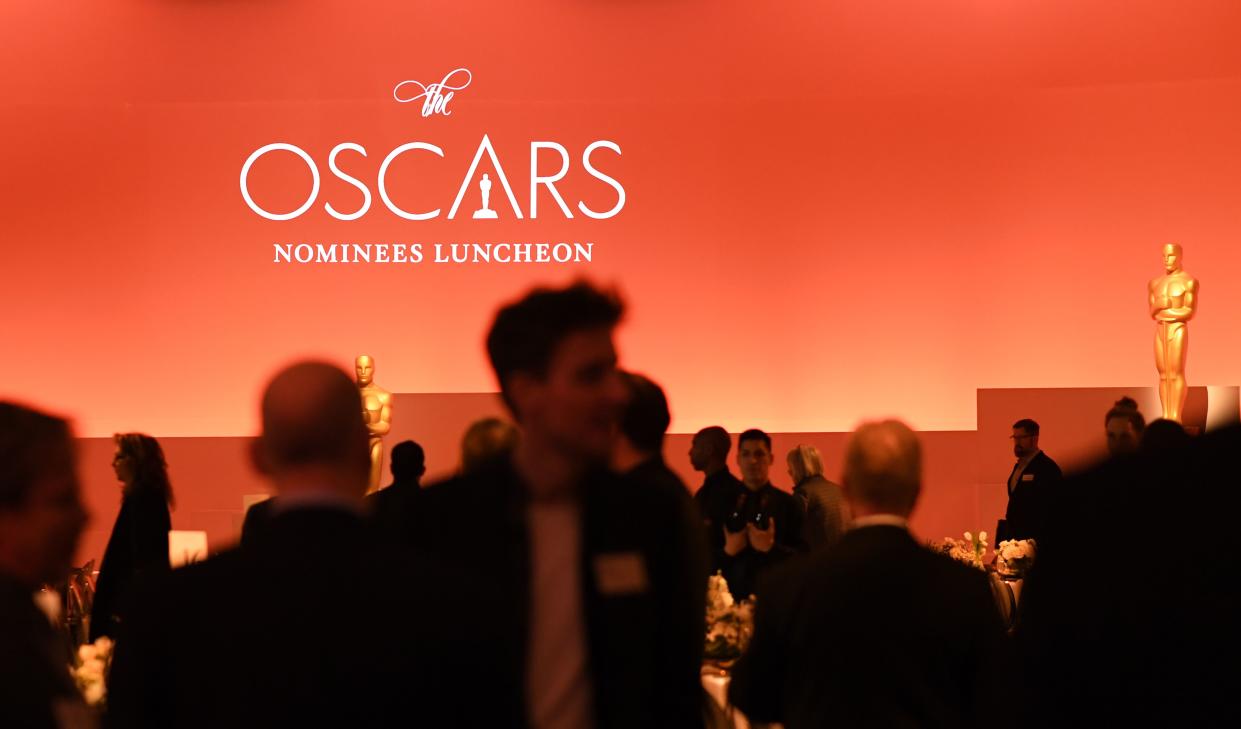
[473,173,497,219]
[393,68,472,117]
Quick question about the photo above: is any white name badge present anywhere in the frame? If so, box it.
[1022,473,1035,482]
[593,552,650,596]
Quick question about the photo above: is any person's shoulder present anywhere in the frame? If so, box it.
[910,542,994,597]
[423,460,512,500]
[365,482,407,509]
[765,484,802,506]
[126,545,246,619]
[625,460,689,497]
[415,460,518,532]
[800,476,841,498]
[1036,451,1062,475]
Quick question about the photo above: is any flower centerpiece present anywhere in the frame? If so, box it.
[704,572,754,665]
[932,530,989,570]
[71,636,113,707]
[995,539,1036,579]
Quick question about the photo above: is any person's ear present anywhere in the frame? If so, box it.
[507,372,540,420]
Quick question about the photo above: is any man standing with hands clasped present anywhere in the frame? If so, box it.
[719,429,806,600]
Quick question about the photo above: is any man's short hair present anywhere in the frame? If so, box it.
[694,426,731,459]
[843,419,922,514]
[619,372,671,454]
[1105,397,1146,434]
[0,402,71,510]
[390,440,426,480]
[1012,418,1040,436]
[486,280,624,409]
[738,428,772,452]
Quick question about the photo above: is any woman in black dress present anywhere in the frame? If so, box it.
[89,433,173,640]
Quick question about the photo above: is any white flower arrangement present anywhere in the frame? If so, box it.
[933,530,989,570]
[704,572,754,663]
[996,539,1037,579]
[71,636,113,707]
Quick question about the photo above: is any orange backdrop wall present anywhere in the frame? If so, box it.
[3,1,1240,435]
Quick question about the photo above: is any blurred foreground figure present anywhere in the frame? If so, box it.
[1018,424,1240,728]
[0,402,93,729]
[415,281,707,729]
[106,362,492,729]
[731,420,1013,729]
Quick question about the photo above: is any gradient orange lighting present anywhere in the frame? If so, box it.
[3,1,1241,437]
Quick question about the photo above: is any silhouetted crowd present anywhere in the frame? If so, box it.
[2,281,1238,729]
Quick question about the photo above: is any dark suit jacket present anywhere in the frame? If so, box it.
[90,489,171,640]
[412,457,708,729]
[1000,451,1062,543]
[718,483,806,600]
[793,475,849,551]
[730,525,1014,729]
[694,468,745,573]
[1017,426,1241,728]
[0,573,87,729]
[364,479,422,544]
[105,506,499,729]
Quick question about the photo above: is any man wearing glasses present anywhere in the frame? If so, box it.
[999,418,1061,543]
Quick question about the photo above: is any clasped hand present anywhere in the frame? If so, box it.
[723,519,777,556]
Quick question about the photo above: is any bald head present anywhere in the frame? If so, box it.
[690,426,731,472]
[843,419,922,517]
[255,362,370,489]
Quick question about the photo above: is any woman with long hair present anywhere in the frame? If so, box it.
[787,444,850,551]
[89,433,173,640]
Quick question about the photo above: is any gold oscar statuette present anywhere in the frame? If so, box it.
[1148,243,1199,423]
[355,355,392,492]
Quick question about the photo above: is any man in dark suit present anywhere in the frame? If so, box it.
[0,402,93,729]
[612,371,696,499]
[689,426,745,573]
[999,418,1062,543]
[106,362,494,729]
[718,429,806,600]
[730,419,1013,729]
[413,282,707,729]
[365,439,426,540]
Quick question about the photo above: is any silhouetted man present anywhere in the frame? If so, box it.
[413,282,707,729]
[0,402,92,729]
[999,418,1061,543]
[106,363,490,729]
[718,429,805,600]
[730,420,1013,729]
[366,439,426,539]
[689,426,744,572]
